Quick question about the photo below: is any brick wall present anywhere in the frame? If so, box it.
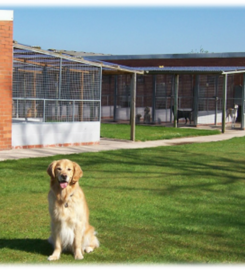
[0,11,13,150]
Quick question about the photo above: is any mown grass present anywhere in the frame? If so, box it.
[1,136,245,264]
[100,123,221,141]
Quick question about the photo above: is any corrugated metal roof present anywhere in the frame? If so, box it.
[13,42,245,75]
[83,57,142,73]
[56,50,111,57]
[86,52,245,61]
[13,42,143,75]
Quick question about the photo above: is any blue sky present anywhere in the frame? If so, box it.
[1,3,245,55]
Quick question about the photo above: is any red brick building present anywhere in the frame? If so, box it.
[0,10,13,150]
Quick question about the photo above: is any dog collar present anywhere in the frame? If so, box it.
[64,193,74,208]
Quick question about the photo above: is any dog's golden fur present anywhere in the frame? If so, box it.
[47,159,99,261]
[26,107,37,118]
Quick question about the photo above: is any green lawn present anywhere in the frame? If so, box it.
[100,123,221,141]
[1,136,245,263]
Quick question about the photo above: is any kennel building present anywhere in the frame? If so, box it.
[89,67,245,132]
[86,53,245,130]
[12,43,103,149]
[11,43,143,149]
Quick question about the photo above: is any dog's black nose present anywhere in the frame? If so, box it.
[61,174,67,180]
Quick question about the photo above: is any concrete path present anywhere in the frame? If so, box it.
[1,129,245,161]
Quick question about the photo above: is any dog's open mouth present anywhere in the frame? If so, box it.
[59,181,68,189]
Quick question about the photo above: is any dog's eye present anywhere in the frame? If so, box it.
[67,168,71,171]
[57,167,61,171]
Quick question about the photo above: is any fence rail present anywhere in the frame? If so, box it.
[12,98,101,123]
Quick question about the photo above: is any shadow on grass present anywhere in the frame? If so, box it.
[82,147,245,178]
[0,238,53,257]
[1,138,245,198]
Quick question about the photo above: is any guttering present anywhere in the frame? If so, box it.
[222,70,245,75]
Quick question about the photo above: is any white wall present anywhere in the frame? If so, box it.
[12,121,100,147]
[101,106,173,122]
[0,10,13,20]
[101,106,114,118]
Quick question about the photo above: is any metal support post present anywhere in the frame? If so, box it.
[152,75,156,124]
[114,75,118,122]
[43,99,46,122]
[58,58,63,99]
[99,67,102,122]
[193,75,199,126]
[241,74,245,130]
[130,73,136,141]
[222,74,227,133]
[174,74,179,128]
[72,101,75,122]
[214,75,219,125]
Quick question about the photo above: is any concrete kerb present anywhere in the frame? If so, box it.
[0,129,245,161]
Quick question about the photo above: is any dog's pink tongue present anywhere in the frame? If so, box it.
[60,182,68,189]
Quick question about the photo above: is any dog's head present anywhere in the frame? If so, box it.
[47,159,83,189]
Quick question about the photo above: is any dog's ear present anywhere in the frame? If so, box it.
[72,162,83,182]
[47,160,58,179]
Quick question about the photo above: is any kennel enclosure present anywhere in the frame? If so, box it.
[12,43,142,148]
[100,66,245,132]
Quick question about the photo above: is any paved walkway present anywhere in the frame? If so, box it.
[1,129,245,161]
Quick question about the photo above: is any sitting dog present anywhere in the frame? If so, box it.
[47,159,99,261]
[226,105,238,127]
[171,106,193,124]
[144,107,151,124]
[26,107,37,118]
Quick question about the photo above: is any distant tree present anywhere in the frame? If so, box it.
[190,46,209,53]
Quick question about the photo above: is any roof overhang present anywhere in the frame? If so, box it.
[136,66,245,75]
[13,43,245,76]
[86,52,245,61]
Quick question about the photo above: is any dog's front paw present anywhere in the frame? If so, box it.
[74,250,84,260]
[84,247,94,253]
[48,254,60,261]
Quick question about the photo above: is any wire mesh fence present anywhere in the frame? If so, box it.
[100,72,238,126]
[197,74,236,125]
[12,47,101,123]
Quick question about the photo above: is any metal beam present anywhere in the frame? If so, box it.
[193,75,199,126]
[113,75,118,122]
[214,75,219,126]
[58,58,62,99]
[222,70,245,75]
[130,73,136,141]
[222,74,227,133]
[241,74,245,130]
[99,67,102,123]
[14,43,144,74]
[152,75,156,124]
[174,74,179,128]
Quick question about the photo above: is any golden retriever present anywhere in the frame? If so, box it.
[47,159,99,261]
